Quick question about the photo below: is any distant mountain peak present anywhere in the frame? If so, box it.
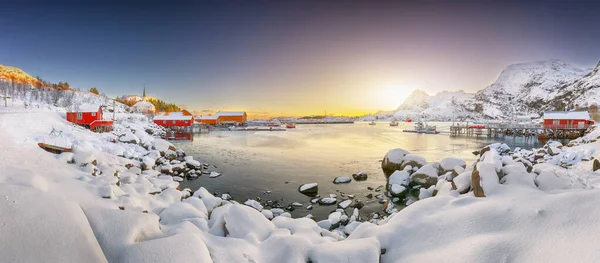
[364,58,598,121]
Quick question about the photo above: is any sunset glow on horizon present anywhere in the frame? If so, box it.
[1,1,598,117]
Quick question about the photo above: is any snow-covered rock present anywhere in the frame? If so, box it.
[333,176,352,184]
[298,183,318,196]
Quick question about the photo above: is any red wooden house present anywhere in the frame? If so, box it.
[543,111,593,129]
[66,104,113,131]
[196,111,247,125]
[154,112,194,127]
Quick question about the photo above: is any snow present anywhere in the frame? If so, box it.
[77,103,101,113]
[308,237,381,263]
[440,157,467,171]
[544,111,591,120]
[383,148,410,164]
[0,185,107,263]
[209,171,221,178]
[244,199,264,211]
[131,100,155,113]
[223,204,275,241]
[401,154,427,167]
[367,59,592,121]
[4,90,600,262]
[388,170,409,185]
[299,183,318,192]
[119,233,213,263]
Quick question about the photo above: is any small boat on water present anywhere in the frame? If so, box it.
[268,119,282,127]
[403,121,439,134]
[285,123,296,129]
[389,120,399,126]
[369,121,376,126]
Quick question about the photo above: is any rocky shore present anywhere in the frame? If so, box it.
[2,103,600,262]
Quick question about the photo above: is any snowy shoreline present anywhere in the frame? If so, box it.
[1,100,600,262]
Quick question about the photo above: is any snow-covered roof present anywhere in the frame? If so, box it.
[216,111,246,117]
[131,101,155,111]
[153,112,193,121]
[77,104,101,113]
[543,111,590,120]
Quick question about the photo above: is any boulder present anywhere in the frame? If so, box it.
[318,197,337,205]
[593,159,600,172]
[298,183,319,196]
[471,167,485,197]
[439,157,467,173]
[381,148,410,176]
[352,172,368,181]
[410,164,439,188]
[333,176,352,184]
[400,154,427,169]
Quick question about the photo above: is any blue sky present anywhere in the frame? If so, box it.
[0,0,598,116]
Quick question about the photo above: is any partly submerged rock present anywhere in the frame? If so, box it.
[352,172,368,181]
[298,183,319,196]
[318,197,337,205]
[332,176,352,184]
[381,148,410,176]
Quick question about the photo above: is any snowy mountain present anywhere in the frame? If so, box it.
[377,59,598,121]
[551,61,600,108]
[473,59,588,116]
[392,90,475,121]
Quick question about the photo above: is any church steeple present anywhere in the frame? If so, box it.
[143,85,146,99]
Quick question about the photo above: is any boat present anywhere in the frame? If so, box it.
[285,123,296,129]
[369,121,376,126]
[268,119,281,127]
[402,121,439,134]
[37,142,72,154]
[389,120,399,126]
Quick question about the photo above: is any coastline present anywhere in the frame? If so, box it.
[1,103,599,262]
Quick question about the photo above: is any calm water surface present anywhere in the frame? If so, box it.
[175,122,543,220]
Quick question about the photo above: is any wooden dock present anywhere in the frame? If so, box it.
[449,123,589,139]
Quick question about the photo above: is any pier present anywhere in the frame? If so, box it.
[449,123,590,139]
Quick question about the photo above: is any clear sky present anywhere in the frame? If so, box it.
[0,0,598,116]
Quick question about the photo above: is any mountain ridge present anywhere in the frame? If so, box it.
[367,59,599,121]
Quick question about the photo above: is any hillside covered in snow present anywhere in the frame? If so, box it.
[367,59,599,121]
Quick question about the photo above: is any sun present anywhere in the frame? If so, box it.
[376,83,412,110]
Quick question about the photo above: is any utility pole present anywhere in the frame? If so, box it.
[112,98,116,120]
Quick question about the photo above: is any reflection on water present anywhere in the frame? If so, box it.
[175,122,544,220]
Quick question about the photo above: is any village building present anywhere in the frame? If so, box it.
[66,104,113,131]
[196,111,247,125]
[543,111,594,129]
[196,115,218,125]
[130,87,156,113]
[131,101,156,113]
[153,111,194,127]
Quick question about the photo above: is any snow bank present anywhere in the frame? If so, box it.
[0,185,107,263]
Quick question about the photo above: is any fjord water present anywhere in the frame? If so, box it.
[176,122,543,219]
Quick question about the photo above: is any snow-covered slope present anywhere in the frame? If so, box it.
[552,61,600,108]
[393,90,475,121]
[474,59,588,115]
[375,59,597,121]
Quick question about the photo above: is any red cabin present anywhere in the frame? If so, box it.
[543,111,593,129]
[66,104,113,131]
[154,112,194,127]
